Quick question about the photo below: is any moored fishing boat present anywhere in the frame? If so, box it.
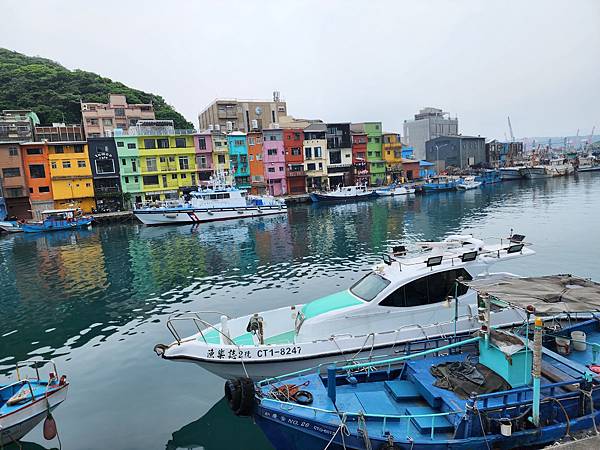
[374,184,416,196]
[1,359,69,446]
[21,209,93,233]
[0,221,23,234]
[524,159,574,179]
[227,283,600,450]
[500,166,526,180]
[154,233,551,380]
[474,169,502,184]
[456,176,481,190]
[133,173,287,226]
[310,184,377,202]
[577,154,600,172]
[422,176,461,192]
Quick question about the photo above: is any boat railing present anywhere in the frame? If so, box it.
[166,311,233,345]
[14,358,59,382]
[1,378,37,402]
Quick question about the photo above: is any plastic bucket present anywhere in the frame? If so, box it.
[555,336,571,355]
[571,331,587,352]
[500,419,512,437]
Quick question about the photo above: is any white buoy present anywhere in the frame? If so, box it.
[220,315,232,343]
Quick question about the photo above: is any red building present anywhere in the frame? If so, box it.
[352,132,369,185]
[283,129,306,194]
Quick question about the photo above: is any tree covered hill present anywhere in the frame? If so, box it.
[0,48,194,129]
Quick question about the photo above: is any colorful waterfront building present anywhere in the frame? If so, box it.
[88,137,123,212]
[47,141,96,213]
[363,122,385,185]
[262,129,287,196]
[419,160,437,179]
[114,133,142,206]
[128,121,197,202]
[303,123,328,191]
[0,142,31,219]
[247,131,266,194]
[194,131,213,183]
[20,142,54,219]
[351,131,368,185]
[211,132,231,184]
[382,132,403,183]
[227,132,250,188]
[326,123,353,187]
[283,128,306,195]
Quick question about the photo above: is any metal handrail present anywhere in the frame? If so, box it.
[166,311,233,345]
[15,358,59,382]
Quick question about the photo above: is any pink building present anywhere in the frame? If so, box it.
[81,94,155,138]
[194,132,213,183]
[262,129,287,196]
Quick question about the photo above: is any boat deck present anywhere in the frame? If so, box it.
[0,380,49,415]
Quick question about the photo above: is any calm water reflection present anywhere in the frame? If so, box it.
[1,174,599,449]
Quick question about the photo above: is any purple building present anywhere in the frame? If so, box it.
[195,132,213,182]
[262,129,287,196]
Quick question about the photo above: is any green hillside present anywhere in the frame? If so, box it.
[0,48,194,129]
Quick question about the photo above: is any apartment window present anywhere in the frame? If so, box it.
[29,164,46,178]
[305,147,312,159]
[146,157,157,171]
[279,166,284,171]
[198,137,207,150]
[319,162,323,169]
[248,137,255,145]
[96,160,115,174]
[175,138,186,148]
[329,151,342,164]
[144,139,156,149]
[256,154,262,160]
[157,138,169,149]
[267,149,277,156]
[134,176,138,182]
[51,161,57,169]
[314,147,322,158]
[115,108,125,117]
[75,145,84,153]
[2,168,20,177]
[249,155,254,161]
[117,141,124,147]
[375,137,380,143]
[54,146,64,154]
[29,187,33,193]
[162,175,167,186]
[169,156,175,162]
[86,183,91,187]
[142,175,159,185]
[121,159,126,165]
[90,119,99,125]
[191,174,196,185]
[307,163,316,170]
[103,119,113,126]
[179,156,189,170]
[171,174,177,180]
[215,141,222,147]
[291,147,301,156]
[78,160,86,168]
[290,164,303,172]
[26,148,42,155]
[181,173,187,179]
[127,143,136,149]
[217,155,226,164]
[38,186,50,193]
[268,135,276,141]
[129,118,139,126]
[268,167,275,173]
[124,176,129,183]
[8,147,18,156]
[160,157,166,163]
[6,188,22,197]
[62,160,72,169]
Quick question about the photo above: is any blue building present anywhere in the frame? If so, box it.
[227,132,250,188]
[402,146,414,159]
[419,160,437,178]
[486,140,524,167]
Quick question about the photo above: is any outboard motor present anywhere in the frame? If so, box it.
[224,377,256,416]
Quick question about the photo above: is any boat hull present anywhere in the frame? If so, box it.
[310,192,377,203]
[375,187,415,196]
[0,384,68,445]
[578,166,600,172]
[21,218,93,233]
[134,206,287,226]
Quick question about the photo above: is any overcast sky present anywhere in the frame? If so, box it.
[2,0,599,138]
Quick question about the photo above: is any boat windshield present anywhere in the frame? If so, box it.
[350,272,390,301]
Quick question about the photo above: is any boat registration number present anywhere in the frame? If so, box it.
[257,347,302,357]
[205,346,301,359]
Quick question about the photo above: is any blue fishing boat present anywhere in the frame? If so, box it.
[226,275,600,450]
[422,176,461,192]
[22,208,93,233]
[475,169,502,185]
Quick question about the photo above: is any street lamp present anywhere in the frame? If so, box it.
[434,143,449,173]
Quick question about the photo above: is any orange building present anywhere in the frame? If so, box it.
[20,142,54,219]
[247,131,266,194]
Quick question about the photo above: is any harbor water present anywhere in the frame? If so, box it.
[1,174,600,450]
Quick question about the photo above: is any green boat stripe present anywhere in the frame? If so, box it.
[301,290,362,319]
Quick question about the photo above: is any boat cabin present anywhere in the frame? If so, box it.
[40,208,80,221]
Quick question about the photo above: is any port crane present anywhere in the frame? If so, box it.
[507,116,515,142]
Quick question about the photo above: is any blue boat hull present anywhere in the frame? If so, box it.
[22,218,93,233]
[422,184,457,192]
[310,192,377,203]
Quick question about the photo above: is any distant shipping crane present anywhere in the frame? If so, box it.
[587,126,595,151]
[507,116,515,142]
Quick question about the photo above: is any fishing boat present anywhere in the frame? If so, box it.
[1,359,69,446]
[133,173,287,226]
[154,233,549,380]
[21,209,93,233]
[523,159,574,179]
[499,166,526,180]
[577,155,600,172]
[422,176,461,192]
[456,176,482,190]
[474,169,502,184]
[310,184,377,203]
[375,184,416,196]
[0,221,23,234]
[228,279,600,450]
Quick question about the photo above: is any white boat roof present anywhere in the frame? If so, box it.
[41,208,77,214]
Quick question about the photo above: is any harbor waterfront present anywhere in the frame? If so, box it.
[0,174,599,449]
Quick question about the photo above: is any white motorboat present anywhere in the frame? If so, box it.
[375,184,415,196]
[154,233,545,379]
[577,154,600,172]
[133,173,287,226]
[310,184,377,202]
[0,359,69,446]
[456,176,482,190]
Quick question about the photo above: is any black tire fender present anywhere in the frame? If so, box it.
[235,377,256,416]
[224,378,242,413]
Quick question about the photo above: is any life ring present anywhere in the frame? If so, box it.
[224,377,255,416]
[293,390,313,405]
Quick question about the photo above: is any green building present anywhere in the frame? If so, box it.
[114,134,143,205]
[355,122,385,185]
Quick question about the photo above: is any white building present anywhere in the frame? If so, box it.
[403,107,458,160]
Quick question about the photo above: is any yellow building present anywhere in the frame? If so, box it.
[48,141,96,212]
[135,128,197,201]
[382,133,403,183]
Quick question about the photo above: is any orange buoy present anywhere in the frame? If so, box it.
[43,413,57,440]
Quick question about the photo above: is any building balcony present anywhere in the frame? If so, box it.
[286,169,306,177]
[197,166,212,171]
[95,186,121,194]
[212,146,229,153]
